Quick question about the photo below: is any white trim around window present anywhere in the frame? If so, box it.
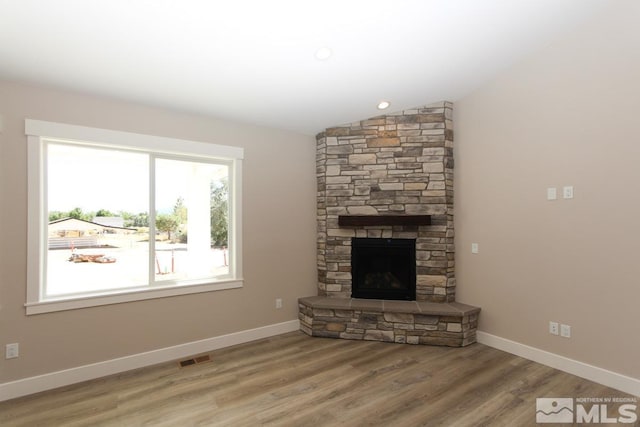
[25,119,244,315]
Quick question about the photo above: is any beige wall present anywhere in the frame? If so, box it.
[454,1,640,379]
[0,81,317,382]
[3,0,639,388]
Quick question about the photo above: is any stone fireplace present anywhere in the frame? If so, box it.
[299,102,479,347]
[317,101,455,301]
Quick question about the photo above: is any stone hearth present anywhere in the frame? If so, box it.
[299,296,479,347]
[300,101,480,347]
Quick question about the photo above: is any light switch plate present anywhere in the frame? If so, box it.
[547,187,557,200]
[5,343,19,359]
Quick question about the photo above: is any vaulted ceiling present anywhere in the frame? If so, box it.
[0,0,608,135]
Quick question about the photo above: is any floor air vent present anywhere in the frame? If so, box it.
[179,355,211,367]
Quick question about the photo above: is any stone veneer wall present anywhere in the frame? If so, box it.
[316,101,455,302]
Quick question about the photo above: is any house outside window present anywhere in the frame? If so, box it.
[26,120,243,315]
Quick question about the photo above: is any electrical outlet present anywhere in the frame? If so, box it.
[471,243,479,254]
[563,186,574,199]
[561,324,571,338]
[549,321,559,336]
[5,343,19,359]
[275,298,283,309]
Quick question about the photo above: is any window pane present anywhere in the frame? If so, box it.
[155,158,229,283]
[46,143,149,297]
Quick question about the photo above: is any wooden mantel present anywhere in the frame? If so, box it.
[338,215,432,227]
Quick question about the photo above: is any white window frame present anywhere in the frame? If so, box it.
[25,119,244,315]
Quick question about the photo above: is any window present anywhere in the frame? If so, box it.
[26,120,243,314]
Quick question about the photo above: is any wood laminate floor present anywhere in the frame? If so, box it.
[0,332,637,426]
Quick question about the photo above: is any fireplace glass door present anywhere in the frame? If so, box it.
[351,238,416,300]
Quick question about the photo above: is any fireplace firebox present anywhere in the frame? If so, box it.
[351,238,416,301]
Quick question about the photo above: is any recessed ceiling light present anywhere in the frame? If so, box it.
[377,101,390,110]
[315,47,332,60]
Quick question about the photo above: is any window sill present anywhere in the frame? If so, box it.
[25,279,244,315]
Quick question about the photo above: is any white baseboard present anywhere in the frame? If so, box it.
[477,331,640,397]
[0,319,300,402]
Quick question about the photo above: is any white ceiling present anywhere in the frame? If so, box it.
[0,0,608,135]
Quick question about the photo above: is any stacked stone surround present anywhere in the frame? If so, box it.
[303,101,480,347]
[299,296,479,347]
[316,101,455,302]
